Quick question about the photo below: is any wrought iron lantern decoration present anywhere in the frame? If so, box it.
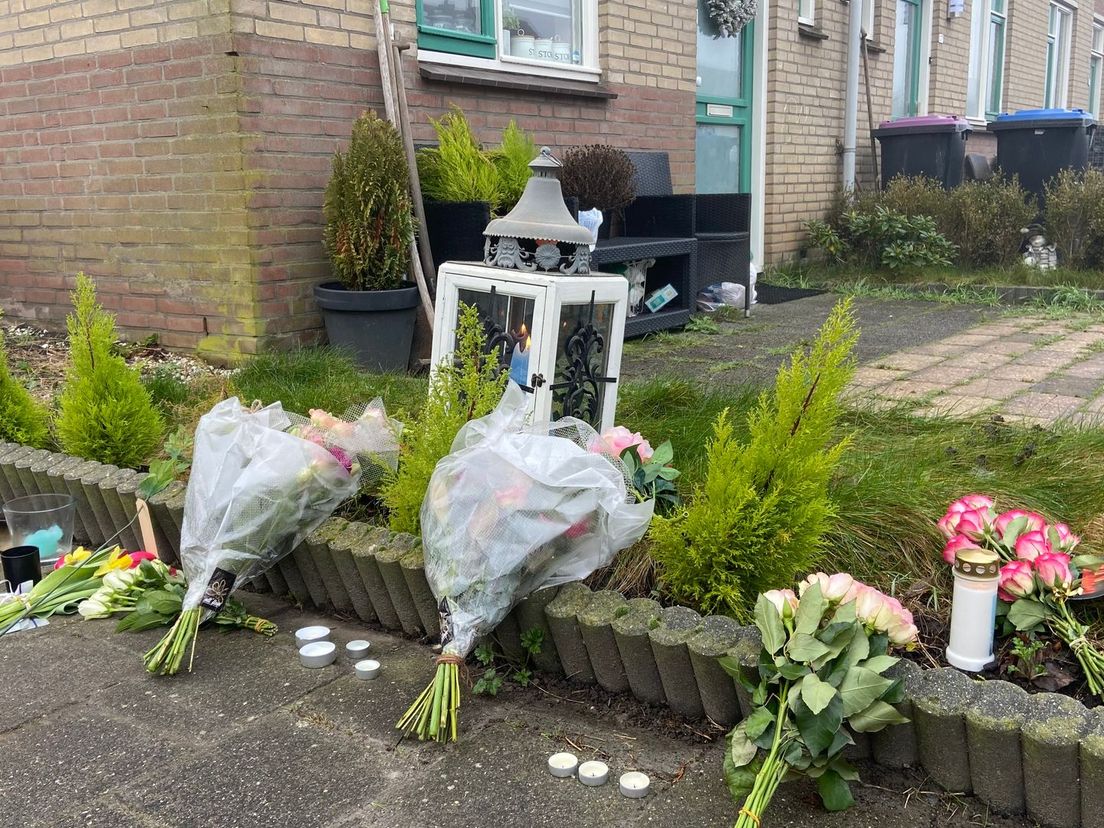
[431,148,629,431]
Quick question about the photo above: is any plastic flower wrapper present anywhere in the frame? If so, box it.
[144,396,397,675]
[397,384,654,742]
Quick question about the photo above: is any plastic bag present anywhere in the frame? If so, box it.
[178,397,399,610]
[420,384,654,657]
[697,281,746,312]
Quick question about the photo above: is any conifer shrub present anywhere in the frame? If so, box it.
[54,273,164,467]
[0,320,49,447]
[416,106,503,208]
[382,304,507,534]
[490,120,538,212]
[650,299,858,621]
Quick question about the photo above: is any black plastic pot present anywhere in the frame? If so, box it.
[422,200,492,274]
[314,282,419,372]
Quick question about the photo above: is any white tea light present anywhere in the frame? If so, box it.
[346,639,371,659]
[298,640,337,669]
[355,658,381,680]
[547,752,578,777]
[618,771,650,799]
[577,760,609,787]
[946,548,1001,672]
[294,625,330,648]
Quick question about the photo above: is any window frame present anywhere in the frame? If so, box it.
[966,0,1006,123]
[415,0,601,78]
[1090,19,1104,117]
[862,0,876,40]
[1044,1,1074,109]
[891,0,927,118]
[798,0,816,26]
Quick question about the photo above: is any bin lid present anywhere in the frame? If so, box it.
[989,108,1096,129]
[873,114,971,136]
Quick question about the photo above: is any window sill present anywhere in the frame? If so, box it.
[418,61,617,100]
[798,22,829,41]
[864,38,886,54]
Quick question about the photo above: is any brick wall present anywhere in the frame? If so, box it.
[1003,1,1048,111]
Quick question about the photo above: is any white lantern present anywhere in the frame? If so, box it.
[430,148,629,431]
[945,547,1000,672]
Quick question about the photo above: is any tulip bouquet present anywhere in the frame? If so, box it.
[938,495,1104,695]
[721,573,918,828]
[143,398,393,675]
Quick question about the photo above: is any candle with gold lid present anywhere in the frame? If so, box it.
[946,547,1000,672]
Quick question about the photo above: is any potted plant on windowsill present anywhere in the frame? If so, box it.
[560,144,636,239]
[315,111,418,373]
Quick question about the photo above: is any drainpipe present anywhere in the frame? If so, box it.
[842,0,863,190]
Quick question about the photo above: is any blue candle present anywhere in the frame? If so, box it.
[24,524,63,560]
[509,336,530,387]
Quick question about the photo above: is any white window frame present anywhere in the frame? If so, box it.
[966,0,1007,123]
[862,0,876,40]
[798,0,816,25]
[1045,1,1074,109]
[417,0,601,83]
[1090,18,1104,116]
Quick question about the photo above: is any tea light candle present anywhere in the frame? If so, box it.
[355,658,381,680]
[294,625,330,648]
[577,760,608,787]
[547,752,578,778]
[346,639,371,659]
[509,332,530,387]
[618,771,650,798]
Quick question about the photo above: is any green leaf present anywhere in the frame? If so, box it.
[743,707,775,741]
[848,700,908,733]
[1001,515,1029,546]
[800,673,838,715]
[145,590,182,615]
[860,654,898,675]
[718,655,744,680]
[656,466,680,480]
[777,661,811,681]
[817,770,856,812]
[755,594,787,656]
[1008,597,1048,632]
[831,755,860,781]
[794,693,843,758]
[839,666,893,717]
[723,749,759,803]
[728,723,758,768]
[650,440,674,467]
[787,632,830,663]
[826,727,853,757]
[794,582,826,636]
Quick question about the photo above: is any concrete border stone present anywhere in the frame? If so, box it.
[290,539,330,609]
[578,590,629,694]
[545,582,596,684]
[400,543,442,640]
[351,527,401,631]
[1022,692,1090,828]
[688,615,743,727]
[512,586,562,675]
[375,533,424,637]
[1080,710,1104,828]
[79,464,117,545]
[612,597,665,705]
[1,445,33,500]
[911,666,976,792]
[965,678,1031,814]
[306,518,351,612]
[14,448,47,497]
[649,605,705,720]
[329,522,376,623]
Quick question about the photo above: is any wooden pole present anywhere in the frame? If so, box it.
[862,34,880,190]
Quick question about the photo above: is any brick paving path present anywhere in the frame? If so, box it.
[849,315,1104,427]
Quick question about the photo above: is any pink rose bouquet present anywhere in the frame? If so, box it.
[590,425,681,513]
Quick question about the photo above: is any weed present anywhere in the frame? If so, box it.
[473,628,545,695]
[685,315,721,335]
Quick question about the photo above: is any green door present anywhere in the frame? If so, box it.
[695,1,754,194]
[892,0,924,117]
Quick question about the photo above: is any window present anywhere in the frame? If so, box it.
[1090,21,1104,117]
[892,0,925,117]
[862,0,876,40]
[416,0,597,72]
[967,0,1006,121]
[798,0,815,25]
[1044,2,1073,109]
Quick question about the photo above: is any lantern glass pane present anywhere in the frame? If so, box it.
[551,300,614,428]
[457,288,536,372]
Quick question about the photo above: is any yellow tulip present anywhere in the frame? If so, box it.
[92,547,133,578]
[61,547,92,567]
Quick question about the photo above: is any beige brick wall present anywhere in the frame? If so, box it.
[599,0,696,91]
[928,4,971,116]
[1003,0,1048,110]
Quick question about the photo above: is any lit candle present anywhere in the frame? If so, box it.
[618,771,650,799]
[945,548,1000,672]
[355,658,381,680]
[509,327,530,387]
[577,760,609,787]
[547,752,578,777]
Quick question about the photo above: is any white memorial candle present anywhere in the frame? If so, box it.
[945,547,1000,672]
[618,771,650,798]
[577,760,609,787]
[547,752,578,777]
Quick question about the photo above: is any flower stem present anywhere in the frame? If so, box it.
[735,681,791,828]
[396,660,461,743]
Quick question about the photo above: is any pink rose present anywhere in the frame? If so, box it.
[799,572,855,603]
[564,517,593,539]
[763,588,798,620]
[947,494,995,515]
[1014,530,1052,562]
[938,508,990,541]
[998,560,1035,603]
[593,426,654,462]
[887,615,919,646]
[853,586,886,626]
[942,534,983,565]
[994,509,1046,539]
[1050,523,1081,552]
[1034,552,1073,590]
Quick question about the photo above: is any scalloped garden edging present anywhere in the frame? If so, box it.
[2,442,1102,827]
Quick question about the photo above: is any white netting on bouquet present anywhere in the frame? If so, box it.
[421,383,654,656]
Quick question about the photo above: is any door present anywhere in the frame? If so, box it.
[695,0,754,193]
[892,0,924,117]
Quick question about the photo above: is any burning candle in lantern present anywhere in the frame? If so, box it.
[509,325,531,387]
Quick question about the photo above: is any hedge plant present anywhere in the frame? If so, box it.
[0,319,49,448]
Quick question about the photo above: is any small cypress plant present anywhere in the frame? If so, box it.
[650,299,859,621]
[323,110,414,291]
[54,273,164,467]
[490,120,538,212]
[382,303,507,534]
[0,319,49,447]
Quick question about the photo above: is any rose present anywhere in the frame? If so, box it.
[942,534,983,565]
[798,572,855,603]
[946,494,994,515]
[593,426,654,462]
[998,560,1035,603]
[763,588,798,620]
[128,551,157,568]
[937,508,990,541]
[994,509,1046,539]
[1034,552,1073,590]
[1050,523,1081,552]
[853,585,886,626]
[1014,530,1052,562]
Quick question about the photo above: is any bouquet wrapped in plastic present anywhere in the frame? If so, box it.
[144,396,401,675]
[397,385,654,741]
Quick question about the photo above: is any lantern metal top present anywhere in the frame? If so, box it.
[483,147,595,275]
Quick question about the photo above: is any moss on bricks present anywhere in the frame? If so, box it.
[291,539,330,609]
[328,522,376,623]
[872,659,921,768]
[649,605,705,720]
[1,445,34,499]
[513,586,562,674]
[612,597,665,705]
[147,480,185,564]
[14,448,47,496]
[911,667,977,792]
[578,590,630,694]
[80,464,117,546]
[375,533,425,637]
[545,582,597,684]
[306,518,352,612]
[114,471,147,552]
[965,680,1030,815]
[687,615,742,727]
[62,460,99,548]
[1022,692,1090,828]
[401,544,442,640]
[352,528,401,632]
[1080,710,1104,828]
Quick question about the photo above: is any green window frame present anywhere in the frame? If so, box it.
[985,0,1006,120]
[892,0,924,118]
[416,0,497,59]
[695,20,755,192]
[1090,22,1104,117]
[1045,2,1072,109]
